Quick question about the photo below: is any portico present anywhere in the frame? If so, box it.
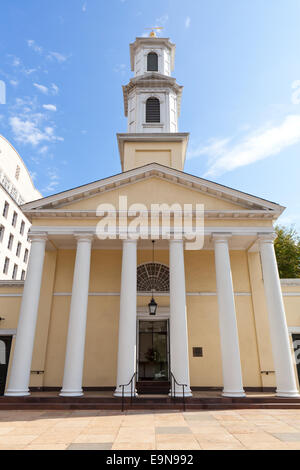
[4,209,299,398]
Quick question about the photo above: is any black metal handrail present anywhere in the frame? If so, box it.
[119,372,136,412]
[170,371,187,411]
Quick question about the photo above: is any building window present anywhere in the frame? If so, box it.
[12,211,18,227]
[0,225,4,242]
[3,257,9,275]
[24,248,29,263]
[15,165,20,180]
[147,52,158,71]
[146,97,160,123]
[3,201,9,218]
[21,270,25,281]
[12,264,18,280]
[20,220,25,235]
[16,242,21,257]
[137,263,170,292]
[7,234,14,250]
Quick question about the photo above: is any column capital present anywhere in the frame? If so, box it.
[28,232,48,243]
[73,232,94,243]
[122,238,137,245]
[212,233,232,244]
[257,232,277,245]
[169,239,184,245]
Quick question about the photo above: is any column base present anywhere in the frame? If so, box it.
[5,390,30,397]
[222,390,246,398]
[59,389,84,397]
[276,390,300,398]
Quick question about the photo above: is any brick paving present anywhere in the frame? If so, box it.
[1,409,300,450]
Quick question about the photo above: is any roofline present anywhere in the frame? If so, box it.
[0,134,42,198]
[21,162,284,214]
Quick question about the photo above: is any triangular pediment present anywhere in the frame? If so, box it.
[22,164,284,220]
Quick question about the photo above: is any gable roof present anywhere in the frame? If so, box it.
[21,163,285,218]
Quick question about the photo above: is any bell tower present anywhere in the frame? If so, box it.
[117,32,189,172]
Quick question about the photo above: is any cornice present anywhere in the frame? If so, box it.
[21,163,284,215]
[122,74,183,117]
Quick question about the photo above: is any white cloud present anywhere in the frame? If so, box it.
[33,82,48,94]
[38,145,49,155]
[48,51,68,63]
[27,39,43,54]
[43,167,60,193]
[185,16,191,28]
[114,64,127,75]
[9,114,63,147]
[155,14,169,25]
[82,2,87,12]
[43,104,57,112]
[291,80,300,105]
[189,115,300,177]
[51,83,59,95]
[11,56,21,67]
[10,80,18,86]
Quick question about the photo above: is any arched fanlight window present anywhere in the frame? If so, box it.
[146,97,160,123]
[147,52,158,71]
[137,263,170,292]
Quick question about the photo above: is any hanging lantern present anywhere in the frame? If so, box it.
[148,240,158,316]
[148,297,158,316]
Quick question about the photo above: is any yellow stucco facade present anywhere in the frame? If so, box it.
[1,173,299,394]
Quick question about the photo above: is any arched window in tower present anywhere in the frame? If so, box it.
[147,52,158,71]
[146,97,160,123]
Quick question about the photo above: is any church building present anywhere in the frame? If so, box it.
[0,33,300,401]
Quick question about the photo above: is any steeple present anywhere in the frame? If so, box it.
[123,36,182,133]
[117,35,189,172]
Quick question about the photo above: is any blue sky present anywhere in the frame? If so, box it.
[0,0,300,229]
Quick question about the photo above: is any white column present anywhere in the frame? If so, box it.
[169,239,192,397]
[5,234,47,396]
[213,234,245,398]
[114,239,137,397]
[60,234,92,397]
[259,234,300,397]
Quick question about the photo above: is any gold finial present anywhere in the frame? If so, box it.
[145,27,163,38]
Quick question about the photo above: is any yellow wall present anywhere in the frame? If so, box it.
[2,245,297,391]
[122,141,187,172]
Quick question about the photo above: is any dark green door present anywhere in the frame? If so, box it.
[292,334,300,387]
[138,321,169,381]
[0,336,12,396]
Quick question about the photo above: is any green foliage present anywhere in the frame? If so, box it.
[274,226,300,278]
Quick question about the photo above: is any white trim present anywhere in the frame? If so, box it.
[281,279,300,286]
[29,225,276,237]
[0,294,22,297]
[288,327,300,334]
[21,163,284,213]
[283,293,300,297]
[52,291,251,297]
[0,329,17,336]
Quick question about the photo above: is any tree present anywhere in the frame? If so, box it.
[274,225,300,278]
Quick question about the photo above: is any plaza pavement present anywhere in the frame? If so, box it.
[1,409,300,450]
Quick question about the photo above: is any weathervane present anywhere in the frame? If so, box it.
[145,27,163,37]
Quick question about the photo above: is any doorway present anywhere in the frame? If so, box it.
[292,334,300,388]
[0,336,12,396]
[137,320,169,391]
